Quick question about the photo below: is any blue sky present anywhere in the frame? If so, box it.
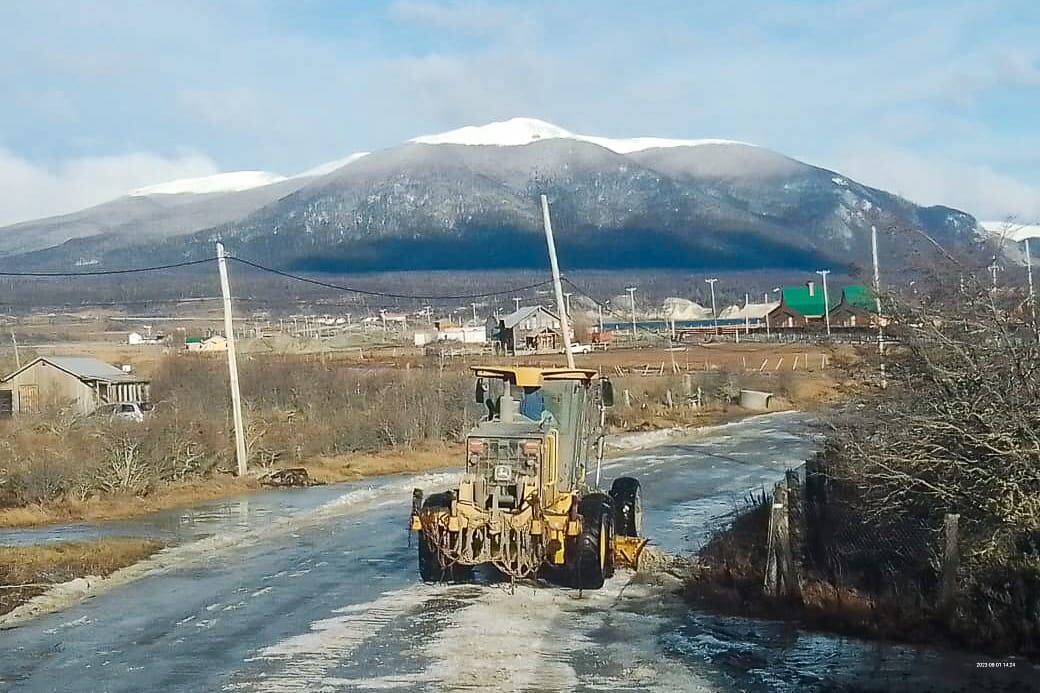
[1,0,1038,225]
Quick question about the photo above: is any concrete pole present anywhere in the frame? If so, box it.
[598,303,603,333]
[1027,238,1037,332]
[745,292,750,335]
[563,292,572,316]
[217,243,248,477]
[471,302,478,325]
[705,278,718,336]
[513,297,522,312]
[626,287,637,339]
[540,195,575,369]
[871,226,886,388]
[816,269,831,336]
[10,331,19,370]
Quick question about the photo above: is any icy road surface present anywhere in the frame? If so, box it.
[0,412,1034,691]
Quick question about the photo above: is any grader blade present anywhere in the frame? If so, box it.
[614,536,650,570]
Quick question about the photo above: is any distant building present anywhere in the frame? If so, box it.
[766,282,874,329]
[829,286,879,328]
[0,356,150,417]
[185,335,228,352]
[491,306,563,354]
[128,331,163,345]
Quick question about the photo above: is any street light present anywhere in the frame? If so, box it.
[513,297,522,312]
[471,302,479,325]
[816,269,831,336]
[705,278,719,336]
[563,292,573,317]
[626,287,637,339]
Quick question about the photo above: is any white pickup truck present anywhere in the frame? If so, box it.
[565,342,593,354]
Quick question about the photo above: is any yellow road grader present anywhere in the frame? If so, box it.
[410,365,646,589]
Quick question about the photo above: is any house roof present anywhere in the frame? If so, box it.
[780,286,831,317]
[501,305,559,329]
[185,336,205,343]
[837,285,876,312]
[780,284,874,316]
[719,301,781,320]
[2,356,146,384]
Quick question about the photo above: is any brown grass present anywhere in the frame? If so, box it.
[298,443,461,484]
[0,477,257,528]
[0,537,162,615]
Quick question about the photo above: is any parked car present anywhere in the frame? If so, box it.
[98,401,154,423]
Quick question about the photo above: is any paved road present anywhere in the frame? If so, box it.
[0,412,1034,692]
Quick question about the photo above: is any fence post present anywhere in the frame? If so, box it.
[623,389,631,408]
[941,513,960,612]
[683,374,693,397]
[666,390,674,409]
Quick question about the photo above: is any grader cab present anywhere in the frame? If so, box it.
[410,366,646,588]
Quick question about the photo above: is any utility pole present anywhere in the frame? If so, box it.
[424,305,432,325]
[626,287,637,340]
[540,195,575,369]
[744,293,750,335]
[471,302,478,325]
[9,331,19,370]
[1027,238,1037,331]
[513,296,522,312]
[705,278,719,336]
[816,269,831,336]
[597,303,604,333]
[216,243,247,477]
[563,292,572,317]
[871,226,886,388]
[989,259,1000,292]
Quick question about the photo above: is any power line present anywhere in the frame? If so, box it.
[0,257,218,277]
[227,256,557,301]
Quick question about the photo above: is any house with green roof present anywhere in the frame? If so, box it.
[766,281,875,329]
[829,285,879,328]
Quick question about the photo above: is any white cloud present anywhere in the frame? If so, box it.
[834,145,1040,222]
[0,149,218,227]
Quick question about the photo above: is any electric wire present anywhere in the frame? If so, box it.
[0,253,559,302]
[226,256,557,301]
[0,257,218,277]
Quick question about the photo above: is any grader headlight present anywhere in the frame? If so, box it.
[521,440,542,457]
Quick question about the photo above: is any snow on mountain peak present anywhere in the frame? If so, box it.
[410,117,754,153]
[294,152,370,178]
[129,171,287,196]
[410,117,574,146]
[980,220,1040,241]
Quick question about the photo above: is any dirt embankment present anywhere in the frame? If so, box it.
[0,444,460,529]
[0,537,162,617]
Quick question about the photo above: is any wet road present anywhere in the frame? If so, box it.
[0,412,1035,692]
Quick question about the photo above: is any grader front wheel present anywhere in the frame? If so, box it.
[568,493,614,589]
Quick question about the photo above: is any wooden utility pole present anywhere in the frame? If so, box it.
[217,243,248,477]
[540,195,575,369]
[10,331,19,370]
[705,278,719,336]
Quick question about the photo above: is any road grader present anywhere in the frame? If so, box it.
[410,366,646,589]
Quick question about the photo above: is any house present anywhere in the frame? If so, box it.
[128,331,163,345]
[492,306,563,354]
[767,282,832,329]
[828,285,877,328]
[719,301,781,325]
[0,356,150,417]
[185,335,228,352]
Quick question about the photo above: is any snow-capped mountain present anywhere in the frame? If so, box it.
[410,116,751,153]
[129,171,288,196]
[980,221,1040,242]
[0,118,980,274]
